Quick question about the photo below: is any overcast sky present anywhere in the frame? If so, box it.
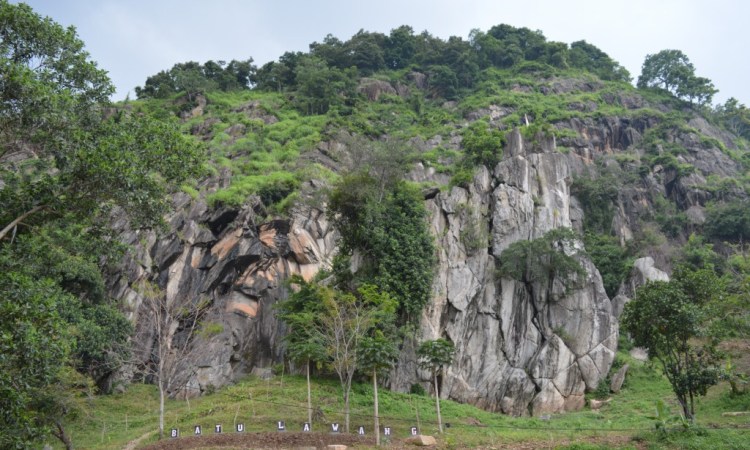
[16,0,748,105]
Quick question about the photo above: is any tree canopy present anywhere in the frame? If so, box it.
[637,49,717,105]
[0,2,204,446]
[135,59,256,100]
[621,267,724,422]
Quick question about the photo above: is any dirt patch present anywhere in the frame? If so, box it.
[720,339,750,373]
[138,431,645,449]
[139,431,376,449]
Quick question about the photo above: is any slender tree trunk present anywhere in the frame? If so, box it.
[373,370,380,446]
[54,419,74,450]
[344,387,350,433]
[306,360,312,426]
[0,204,46,241]
[159,381,165,440]
[434,373,443,434]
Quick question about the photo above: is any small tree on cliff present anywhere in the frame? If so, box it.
[417,338,455,434]
[637,49,717,106]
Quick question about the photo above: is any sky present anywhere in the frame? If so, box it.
[16,0,749,105]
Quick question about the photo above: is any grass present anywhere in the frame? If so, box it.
[48,348,750,449]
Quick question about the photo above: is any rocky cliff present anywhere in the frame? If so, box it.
[109,94,743,415]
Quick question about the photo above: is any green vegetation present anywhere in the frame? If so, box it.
[329,174,435,323]
[622,267,726,422]
[46,351,750,449]
[637,50,716,106]
[5,2,750,449]
[496,228,586,296]
[417,338,456,434]
[0,2,202,447]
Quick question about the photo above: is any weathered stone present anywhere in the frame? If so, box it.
[610,364,629,393]
[358,78,397,101]
[251,367,274,380]
[630,348,648,362]
[406,435,437,446]
[589,398,612,410]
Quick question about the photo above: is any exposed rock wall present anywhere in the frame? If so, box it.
[392,130,617,416]
[107,187,337,395]
[109,107,740,414]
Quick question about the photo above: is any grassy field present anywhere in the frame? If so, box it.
[49,349,749,449]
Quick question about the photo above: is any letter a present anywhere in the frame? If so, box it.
[358,425,365,435]
[194,425,202,435]
[303,422,311,432]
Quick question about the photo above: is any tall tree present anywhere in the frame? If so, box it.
[329,172,435,323]
[315,285,393,432]
[622,267,724,422]
[358,333,398,446]
[0,3,203,446]
[417,339,455,434]
[637,49,717,105]
[277,275,328,426]
[133,282,213,440]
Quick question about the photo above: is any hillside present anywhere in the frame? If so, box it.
[2,4,750,448]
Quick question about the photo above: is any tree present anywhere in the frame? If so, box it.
[621,267,724,422]
[135,59,256,99]
[637,49,717,105]
[417,339,455,434]
[568,40,631,82]
[496,227,586,296]
[359,333,398,446]
[0,274,71,448]
[133,282,213,439]
[715,97,750,140]
[0,1,112,160]
[328,146,435,324]
[461,120,505,168]
[277,275,328,426]
[316,285,394,433]
[1,0,205,241]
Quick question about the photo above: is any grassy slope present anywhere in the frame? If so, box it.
[51,350,749,449]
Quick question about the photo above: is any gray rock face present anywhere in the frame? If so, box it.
[613,257,670,318]
[610,364,629,393]
[108,192,337,396]
[391,131,618,416]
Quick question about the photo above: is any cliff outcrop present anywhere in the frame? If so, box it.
[108,101,741,415]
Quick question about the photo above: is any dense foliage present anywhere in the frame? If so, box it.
[329,175,435,322]
[496,228,586,296]
[135,59,256,100]
[5,2,750,447]
[247,24,629,114]
[0,2,203,447]
[622,267,725,422]
[637,49,717,105]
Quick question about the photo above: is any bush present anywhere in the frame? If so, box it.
[461,120,505,168]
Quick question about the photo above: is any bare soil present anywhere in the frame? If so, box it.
[138,431,646,449]
[139,431,376,449]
